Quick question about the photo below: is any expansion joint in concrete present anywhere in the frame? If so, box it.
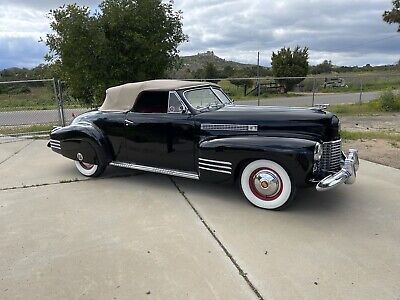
[170,177,264,300]
[0,140,34,165]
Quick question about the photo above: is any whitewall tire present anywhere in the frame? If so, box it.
[75,160,99,177]
[240,159,296,210]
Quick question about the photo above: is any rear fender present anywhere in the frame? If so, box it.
[49,122,113,164]
[199,136,316,186]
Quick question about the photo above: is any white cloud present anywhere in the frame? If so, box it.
[0,0,398,68]
[0,5,49,39]
[175,0,399,66]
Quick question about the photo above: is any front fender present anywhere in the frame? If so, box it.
[198,136,316,186]
[49,122,113,164]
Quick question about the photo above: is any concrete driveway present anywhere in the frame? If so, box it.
[1,140,399,299]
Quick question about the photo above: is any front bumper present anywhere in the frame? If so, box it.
[316,149,359,191]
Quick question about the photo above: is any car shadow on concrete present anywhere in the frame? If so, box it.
[85,165,353,215]
[162,174,352,215]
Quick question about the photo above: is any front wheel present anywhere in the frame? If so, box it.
[240,159,296,210]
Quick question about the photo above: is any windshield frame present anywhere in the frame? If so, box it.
[182,86,231,113]
[211,88,233,105]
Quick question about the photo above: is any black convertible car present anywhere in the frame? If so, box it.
[48,80,359,210]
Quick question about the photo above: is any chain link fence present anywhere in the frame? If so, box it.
[198,73,400,107]
[0,78,88,141]
[1,74,399,140]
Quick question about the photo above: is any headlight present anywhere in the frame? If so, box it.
[314,142,323,161]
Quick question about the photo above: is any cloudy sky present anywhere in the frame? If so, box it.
[0,0,398,69]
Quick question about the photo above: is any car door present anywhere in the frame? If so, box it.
[122,90,196,172]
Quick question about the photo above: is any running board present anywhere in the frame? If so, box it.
[109,161,199,180]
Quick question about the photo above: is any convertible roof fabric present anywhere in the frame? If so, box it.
[99,79,218,112]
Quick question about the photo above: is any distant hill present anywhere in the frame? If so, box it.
[180,51,256,71]
[169,51,265,78]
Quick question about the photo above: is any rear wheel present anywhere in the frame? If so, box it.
[240,159,296,210]
[74,150,107,177]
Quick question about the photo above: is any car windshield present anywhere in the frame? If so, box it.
[212,88,232,104]
[184,88,226,111]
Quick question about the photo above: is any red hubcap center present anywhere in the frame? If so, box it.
[80,162,94,170]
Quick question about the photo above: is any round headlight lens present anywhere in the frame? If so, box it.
[314,142,323,160]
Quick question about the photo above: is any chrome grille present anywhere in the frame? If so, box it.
[318,139,342,172]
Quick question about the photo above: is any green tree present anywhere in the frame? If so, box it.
[44,0,187,105]
[222,65,235,78]
[271,46,309,92]
[192,68,204,79]
[204,62,219,79]
[310,60,333,74]
[383,0,400,31]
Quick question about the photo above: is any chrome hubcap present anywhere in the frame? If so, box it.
[253,170,280,197]
[77,152,84,161]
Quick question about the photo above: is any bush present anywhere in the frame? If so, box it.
[379,90,400,112]
[0,84,31,94]
[13,85,32,94]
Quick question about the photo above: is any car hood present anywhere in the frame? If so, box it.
[194,105,340,142]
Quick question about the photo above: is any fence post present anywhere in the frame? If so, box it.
[312,77,316,107]
[52,78,63,127]
[257,51,260,106]
[359,78,363,104]
[57,80,66,126]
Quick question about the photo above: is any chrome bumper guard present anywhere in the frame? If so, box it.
[316,149,359,191]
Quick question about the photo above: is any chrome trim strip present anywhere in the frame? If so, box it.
[109,161,199,180]
[125,120,135,126]
[49,139,60,144]
[177,84,214,91]
[200,123,258,132]
[51,145,61,150]
[77,121,93,127]
[198,158,232,166]
[198,161,232,170]
[313,104,330,110]
[199,166,232,174]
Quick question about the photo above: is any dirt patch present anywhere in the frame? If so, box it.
[339,113,400,169]
[340,113,400,133]
[343,139,400,169]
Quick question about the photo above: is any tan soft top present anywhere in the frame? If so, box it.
[99,79,218,112]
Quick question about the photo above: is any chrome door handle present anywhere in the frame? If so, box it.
[125,120,135,126]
